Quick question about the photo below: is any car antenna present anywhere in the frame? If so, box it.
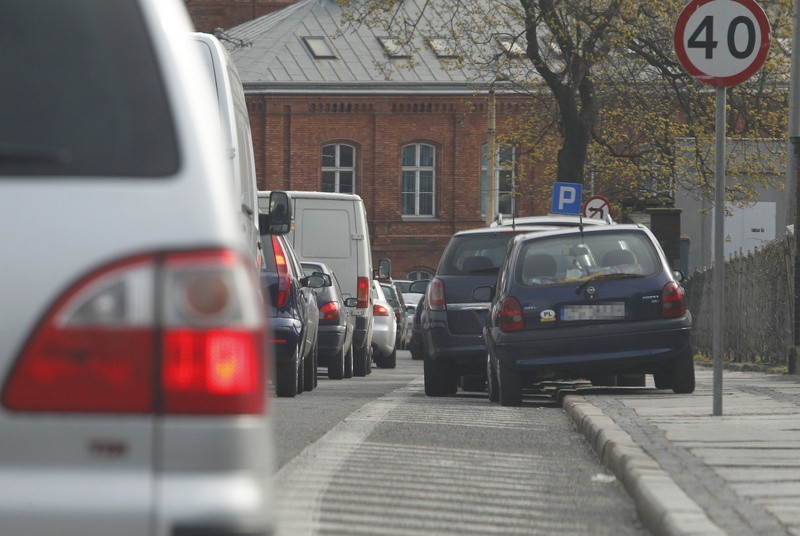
[579,211,585,237]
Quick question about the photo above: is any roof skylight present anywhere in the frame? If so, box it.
[428,37,458,58]
[303,36,336,59]
[497,36,526,58]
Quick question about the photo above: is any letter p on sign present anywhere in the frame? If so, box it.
[551,182,583,215]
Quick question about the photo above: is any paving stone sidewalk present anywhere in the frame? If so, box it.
[561,368,800,536]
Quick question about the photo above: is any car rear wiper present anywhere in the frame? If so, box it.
[575,272,645,294]
[0,144,71,166]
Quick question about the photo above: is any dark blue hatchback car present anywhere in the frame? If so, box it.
[484,224,694,406]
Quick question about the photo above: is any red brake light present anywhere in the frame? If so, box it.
[498,296,525,332]
[661,281,686,318]
[320,301,340,321]
[427,278,445,311]
[357,276,370,309]
[3,250,268,416]
[373,304,390,317]
[271,235,290,308]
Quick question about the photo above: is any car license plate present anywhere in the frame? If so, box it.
[561,303,625,321]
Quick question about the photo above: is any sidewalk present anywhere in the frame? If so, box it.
[560,367,800,536]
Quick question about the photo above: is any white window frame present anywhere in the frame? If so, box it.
[401,143,436,217]
[321,143,355,194]
[481,144,516,218]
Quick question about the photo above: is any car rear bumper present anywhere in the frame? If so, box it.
[424,320,485,367]
[487,317,691,377]
[317,325,346,358]
[268,318,302,364]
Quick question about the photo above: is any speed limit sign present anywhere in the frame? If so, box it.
[674,0,770,87]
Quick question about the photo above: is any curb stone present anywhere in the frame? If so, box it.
[562,394,727,536]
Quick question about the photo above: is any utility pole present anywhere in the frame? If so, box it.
[487,89,496,226]
[791,0,800,351]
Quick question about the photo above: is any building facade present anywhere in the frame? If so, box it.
[186,0,551,278]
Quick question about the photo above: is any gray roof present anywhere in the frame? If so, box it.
[225,0,501,94]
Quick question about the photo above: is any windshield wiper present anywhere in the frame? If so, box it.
[575,272,645,294]
[0,144,71,166]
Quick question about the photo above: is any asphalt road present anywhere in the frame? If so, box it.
[271,349,650,535]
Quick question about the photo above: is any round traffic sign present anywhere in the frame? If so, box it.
[582,196,611,220]
[674,0,770,87]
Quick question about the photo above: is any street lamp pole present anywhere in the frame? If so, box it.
[487,89,496,226]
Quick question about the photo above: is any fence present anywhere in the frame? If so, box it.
[684,233,796,366]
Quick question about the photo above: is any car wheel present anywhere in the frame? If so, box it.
[653,369,671,390]
[303,345,315,392]
[296,353,305,394]
[423,348,456,396]
[461,375,486,392]
[487,355,499,403]
[616,373,646,387]
[328,344,346,380]
[670,350,696,394]
[498,361,522,407]
[353,345,369,377]
[275,362,298,397]
[376,348,397,369]
[344,344,354,379]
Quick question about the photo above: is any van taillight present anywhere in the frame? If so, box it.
[2,250,268,415]
[498,297,525,332]
[661,281,686,318]
[320,301,340,321]
[271,235,290,308]
[427,278,446,311]
[357,277,370,309]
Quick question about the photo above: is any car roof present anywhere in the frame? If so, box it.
[489,214,613,228]
[452,225,564,238]
[511,223,650,243]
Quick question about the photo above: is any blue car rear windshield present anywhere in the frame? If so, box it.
[514,231,661,286]
[0,0,179,177]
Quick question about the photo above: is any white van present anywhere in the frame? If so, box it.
[259,191,374,376]
[193,32,261,268]
[1,3,274,535]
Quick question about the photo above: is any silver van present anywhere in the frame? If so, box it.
[0,2,274,535]
[259,191,375,376]
[192,32,262,268]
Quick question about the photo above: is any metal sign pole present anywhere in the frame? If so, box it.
[713,86,726,416]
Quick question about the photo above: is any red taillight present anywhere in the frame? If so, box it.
[373,304,390,317]
[271,235,290,308]
[357,276,370,309]
[427,278,446,311]
[320,301,340,321]
[498,297,525,332]
[2,250,268,415]
[661,281,686,318]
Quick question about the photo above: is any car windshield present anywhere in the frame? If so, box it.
[438,232,519,275]
[515,230,660,287]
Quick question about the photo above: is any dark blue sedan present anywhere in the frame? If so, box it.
[484,224,694,407]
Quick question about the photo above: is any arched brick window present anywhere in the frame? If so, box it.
[321,143,355,193]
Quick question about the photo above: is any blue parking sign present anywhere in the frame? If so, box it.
[551,182,582,214]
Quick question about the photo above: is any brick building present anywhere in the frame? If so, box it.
[186,0,550,279]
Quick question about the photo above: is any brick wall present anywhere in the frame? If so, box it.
[184,0,296,32]
[248,94,550,277]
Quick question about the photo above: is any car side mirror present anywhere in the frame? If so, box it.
[259,191,292,235]
[344,297,359,308]
[473,286,494,302]
[376,258,391,280]
[673,269,685,283]
[301,273,329,289]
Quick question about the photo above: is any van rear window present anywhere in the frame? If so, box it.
[0,0,179,177]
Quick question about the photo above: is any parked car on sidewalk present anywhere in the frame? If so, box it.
[372,280,398,369]
[484,224,694,406]
[419,225,561,396]
[261,232,328,396]
[0,2,275,534]
[302,262,355,380]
